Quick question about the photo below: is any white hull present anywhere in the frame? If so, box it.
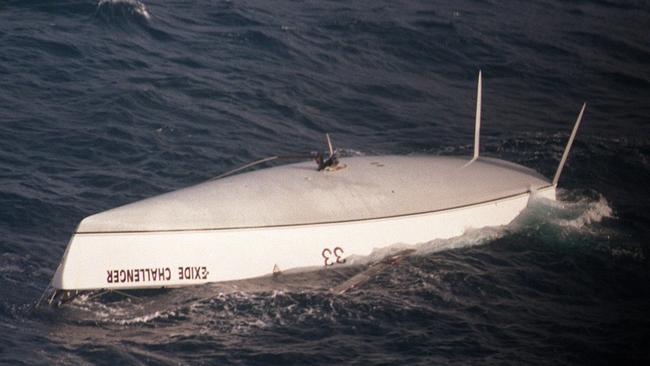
[53,186,555,291]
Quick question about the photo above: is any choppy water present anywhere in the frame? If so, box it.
[1,0,649,364]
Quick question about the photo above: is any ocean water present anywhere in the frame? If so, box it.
[1,0,649,364]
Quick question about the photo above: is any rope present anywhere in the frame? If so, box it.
[210,154,316,181]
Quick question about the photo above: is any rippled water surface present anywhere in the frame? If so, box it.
[1,0,649,364]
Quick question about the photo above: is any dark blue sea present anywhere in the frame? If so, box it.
[1,0,649,364]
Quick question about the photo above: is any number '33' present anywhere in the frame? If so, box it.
[322,247,345,266]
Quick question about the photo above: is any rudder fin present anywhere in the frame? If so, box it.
[473,70,482,160]
[553,103,587,186]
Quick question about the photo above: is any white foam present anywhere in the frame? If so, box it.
[0,264,22,273]
[112,310,173,325]
[345,225,504,267]
[551,195,613,229]
[417,226,505,255]
[97,0,151,20]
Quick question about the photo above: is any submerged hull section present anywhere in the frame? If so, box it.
[52,155,555,291]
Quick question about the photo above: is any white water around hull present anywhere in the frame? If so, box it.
[52,154,555,291]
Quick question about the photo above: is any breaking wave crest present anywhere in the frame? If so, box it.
[551,195,613,229]
[95,0,150,22]
[519,191,613,233]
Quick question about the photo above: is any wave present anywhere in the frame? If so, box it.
[549,195,612,229]
[95,0,150,23]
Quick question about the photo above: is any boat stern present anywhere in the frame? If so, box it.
[51,232,80,290]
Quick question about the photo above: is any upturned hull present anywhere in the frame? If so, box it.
[52,186,554,291]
